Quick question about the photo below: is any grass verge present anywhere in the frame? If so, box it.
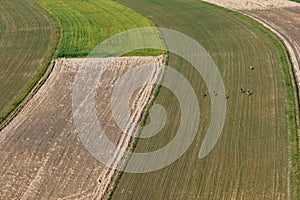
[230,10,300,198]
[0,0,60,129]
[110,0,299,199]
[37,0,165,58]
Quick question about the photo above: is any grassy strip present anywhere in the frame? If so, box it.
[0,1,60,129]
[37,0,165,58]
[107,56,168,200]
[227,10,300,199]
[36,1,166,198]
[108,6,300,199]
[263,29,300,200]
[212,9,300,197]
[270,29,300,200]
[0,0,166,128]
[269,32,300,200]
[111,0,299,199]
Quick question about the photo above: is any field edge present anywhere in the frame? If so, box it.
[108,2,300,199]
[0,0,61,130]
[232,9,300,199]
[106,58,168,200]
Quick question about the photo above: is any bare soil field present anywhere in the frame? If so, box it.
[0,56,164,199]
[202,0,300,10]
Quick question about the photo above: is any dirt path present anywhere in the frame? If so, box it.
[241,7,300,101]
[239,8,300,199]
[203,0,300,94]
[203,1,300,199]
[0,56,164,199]
[202,0,299,10]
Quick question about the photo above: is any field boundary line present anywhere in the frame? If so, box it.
[107,1,299,198]
[240,11,300,200]
[0,0,61,131]
[240,13,300,104]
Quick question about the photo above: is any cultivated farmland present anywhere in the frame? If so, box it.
[0,56,165,199]
[37,0,163,57]
[239,6,300,199]
[0,0,55,126]
[0,0,166,198]
[111,0,298,199]
[0,0,298,199]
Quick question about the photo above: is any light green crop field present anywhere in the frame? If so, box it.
[110,0,299,199]
[37,0,164,57]
[0,0,164,127]
[0,0,56,126]
[3,0,297,199]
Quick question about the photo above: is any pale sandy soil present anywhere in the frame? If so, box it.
[0,56,165,199]
[202,0,299,10]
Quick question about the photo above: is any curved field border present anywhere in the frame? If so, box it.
[240,11,300,200]
[0,1,165,199]
[110,0,299,199]
[0,0,60,129]
[0,0,163,199]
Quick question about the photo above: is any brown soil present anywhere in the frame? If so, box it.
[0,56,165,199]
[202,0,299,10]
[242,7,300,100]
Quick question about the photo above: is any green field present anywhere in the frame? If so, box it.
[0,0,164,125]
[110,0,299,199]
[0,0,56,126]
[37,0,164,57]
[2,0,297,199]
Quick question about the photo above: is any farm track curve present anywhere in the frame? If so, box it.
[0,0,298,199]
[241,8,300,198]
[111,0,297,199]
[193,1,300,198]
